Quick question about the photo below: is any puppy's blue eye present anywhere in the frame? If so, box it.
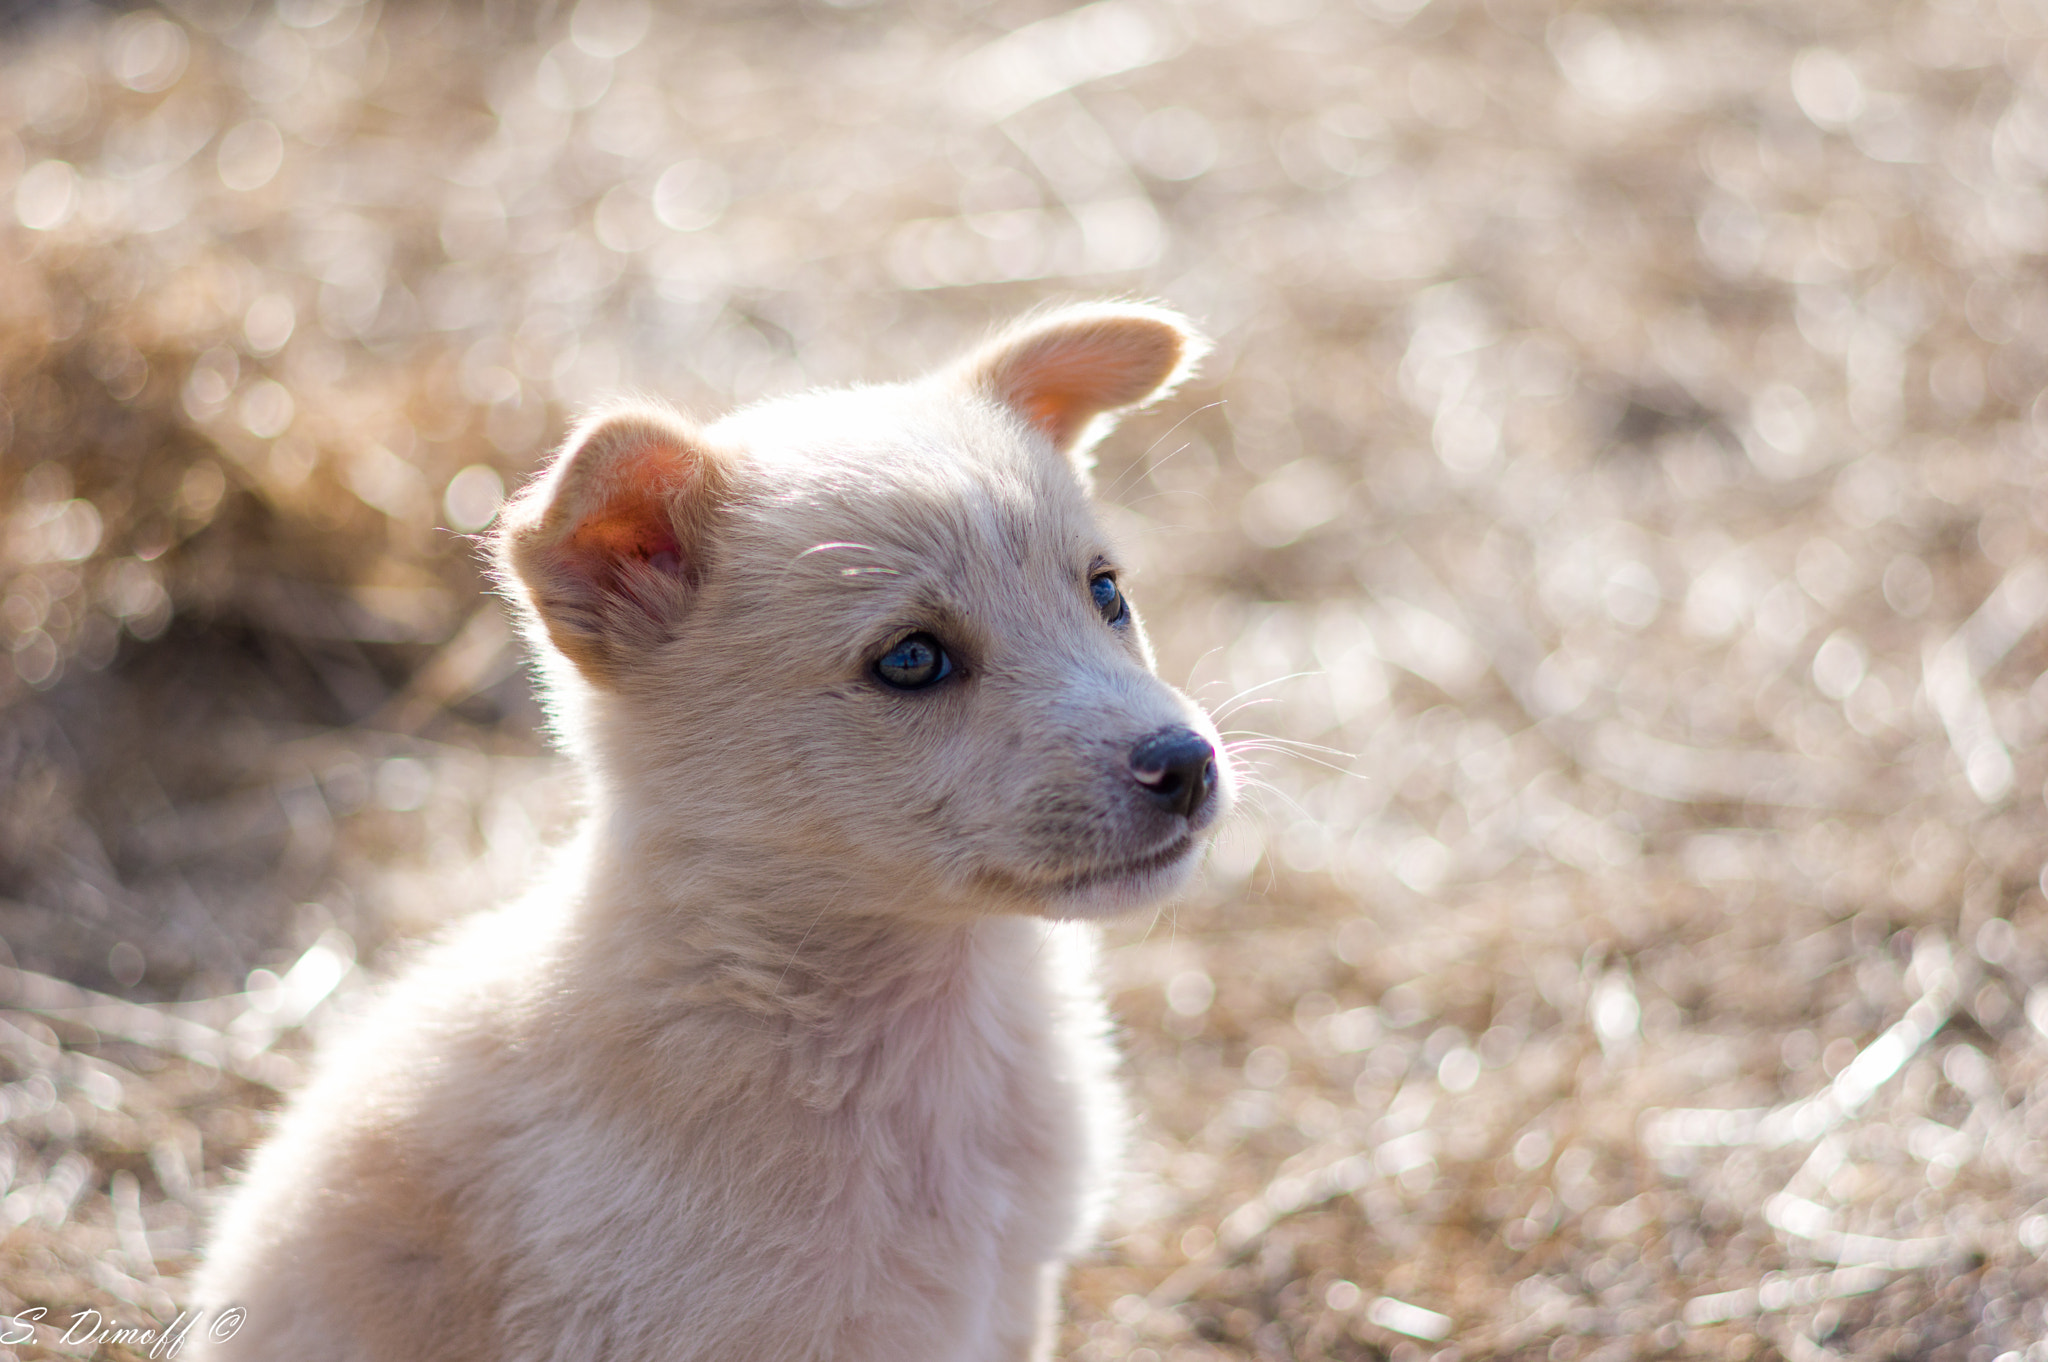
[1090,573,1127,625]
[875,632,952,690]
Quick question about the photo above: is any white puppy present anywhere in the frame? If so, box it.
[191,303,1233,1361]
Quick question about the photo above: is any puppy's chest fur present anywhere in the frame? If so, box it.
[204,899,1116,1362]
[518,917,1113,1360]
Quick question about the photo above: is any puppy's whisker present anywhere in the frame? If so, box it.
[1232,765,1314,804]
[1101,400,1225,501]
[1135,898,1169,947]
[1211,670,1321,722]
[1223,734,1356,761]
[772,893,841,999]
[784,541,901,584]
[1101,441,1182,503]
[1182,646,1229,695]
[1138,400,1224,461]
[1229,781,1304,826]
[1219,732,1359,761]
[1103,398,1223,503]
[796,541,883,559]
[1121,489,1215,516]
[1224,743,1370,783]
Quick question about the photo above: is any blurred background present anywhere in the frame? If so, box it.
[2,0,2047,1357]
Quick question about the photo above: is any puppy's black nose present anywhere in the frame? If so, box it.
[1128,726,1216,819]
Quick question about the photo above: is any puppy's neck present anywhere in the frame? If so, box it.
[564,806,1040,1027]
[551,824,1060,1117]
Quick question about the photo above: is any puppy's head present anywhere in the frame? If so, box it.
[497,302,1233,919]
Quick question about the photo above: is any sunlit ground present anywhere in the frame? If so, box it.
[2,0,2047,1358]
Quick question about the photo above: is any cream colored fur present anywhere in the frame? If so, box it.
[190,303,1233,1362]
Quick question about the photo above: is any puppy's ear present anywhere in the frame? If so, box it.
[963,302,1209,462]
[495,404,727,684]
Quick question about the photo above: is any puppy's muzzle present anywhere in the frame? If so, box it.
[1128,726,1218,821]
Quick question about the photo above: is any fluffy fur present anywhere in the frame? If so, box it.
[191,302,1233,1361]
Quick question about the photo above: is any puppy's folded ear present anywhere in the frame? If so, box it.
[495,404,727,683]
[962,301,1209,464]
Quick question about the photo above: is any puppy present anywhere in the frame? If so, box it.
[190,302,1233,1361]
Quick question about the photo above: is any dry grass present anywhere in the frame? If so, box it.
[3,0,2048,1358]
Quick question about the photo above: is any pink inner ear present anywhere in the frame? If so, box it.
[561,450,690,597]
[1021,358,1110,450]
[984,317,1188,451]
